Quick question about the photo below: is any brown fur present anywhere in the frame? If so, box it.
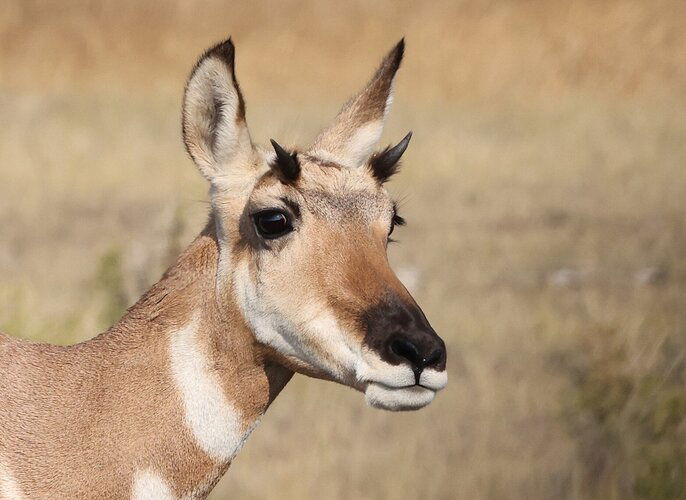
[0,220,291,498]
[0,37,446,499]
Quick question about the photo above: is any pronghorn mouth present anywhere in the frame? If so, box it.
[359,361,447,411]
[366,381,439,392]
[356,358,448,389]
[364,382,437,411]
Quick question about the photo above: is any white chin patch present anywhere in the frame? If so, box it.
[365,383,436,411]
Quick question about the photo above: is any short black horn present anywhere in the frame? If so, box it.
[270,139,300,182]
[370,131,412,182]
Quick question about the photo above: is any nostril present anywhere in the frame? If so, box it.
[390,338,422,367]
[423,348,443,368]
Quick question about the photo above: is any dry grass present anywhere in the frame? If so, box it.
[1,1,686,498]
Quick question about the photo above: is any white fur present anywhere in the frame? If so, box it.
[233,261,312,362]
[234,262,360,382]
[304,310,361,382]
[365,383,435,411]
[234,262,355,380]
[384,90,394,117]
[307,120,384,169]
[0,459,23,500]
[359,352,446,411]
[306,149,355,169]
[183,57,253,182]
[131,469,174,500]
[168,317,247,463]
[420,368,448,391]
[343,120,384,167]
[355,349,416,388]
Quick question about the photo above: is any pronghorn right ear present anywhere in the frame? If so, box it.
[182,38,254,183]
[308,39,405,168]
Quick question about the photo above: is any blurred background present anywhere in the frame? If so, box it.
[2,1,686,498]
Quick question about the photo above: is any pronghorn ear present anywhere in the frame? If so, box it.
[308,39,405,168]
[182,38,254,182]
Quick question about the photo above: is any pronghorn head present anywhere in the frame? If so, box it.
[182,38,446,411]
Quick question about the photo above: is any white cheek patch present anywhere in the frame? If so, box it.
[131,469,174,500]
[169,317,248,463]
[365,384,435,411]
[302,310,362,384]
[419,368,448,391]
[234,261,361,383]
[233,261,308,361]
[0,459,23,500]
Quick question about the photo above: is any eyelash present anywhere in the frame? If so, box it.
[388,204,406,243]
[392,201,406,227]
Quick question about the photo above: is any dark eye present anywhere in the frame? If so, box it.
[254,210,293,239]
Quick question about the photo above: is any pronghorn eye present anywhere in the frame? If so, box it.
[254,210,293,239]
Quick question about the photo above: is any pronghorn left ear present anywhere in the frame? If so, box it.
[308,39,405,168]
[182,38,254,183]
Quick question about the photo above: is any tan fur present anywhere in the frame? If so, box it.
[0,38,446,498]
[0,223,291,498]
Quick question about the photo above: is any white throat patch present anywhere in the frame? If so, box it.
[131,469,174,500]
[168,316,250,463]
[0,458,23,500]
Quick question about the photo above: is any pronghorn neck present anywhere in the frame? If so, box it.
[112,217,294,495]
[0,217,292,499]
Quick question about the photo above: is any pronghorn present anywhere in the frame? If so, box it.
[0,38,447,499]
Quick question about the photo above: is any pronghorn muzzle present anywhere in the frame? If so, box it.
[361,294,446,385]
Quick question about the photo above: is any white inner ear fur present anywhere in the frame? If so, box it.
[343,120,385,167]
[307,119,384,169]
[183,57,253,182]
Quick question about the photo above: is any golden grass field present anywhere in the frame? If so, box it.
[2,1,686,498]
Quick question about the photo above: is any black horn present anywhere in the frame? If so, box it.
[370,131,412,182]
[269,139,301,182]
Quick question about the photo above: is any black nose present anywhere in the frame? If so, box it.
[390,337,444,370]
[361,294,447,382]
[389,336,445,381]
